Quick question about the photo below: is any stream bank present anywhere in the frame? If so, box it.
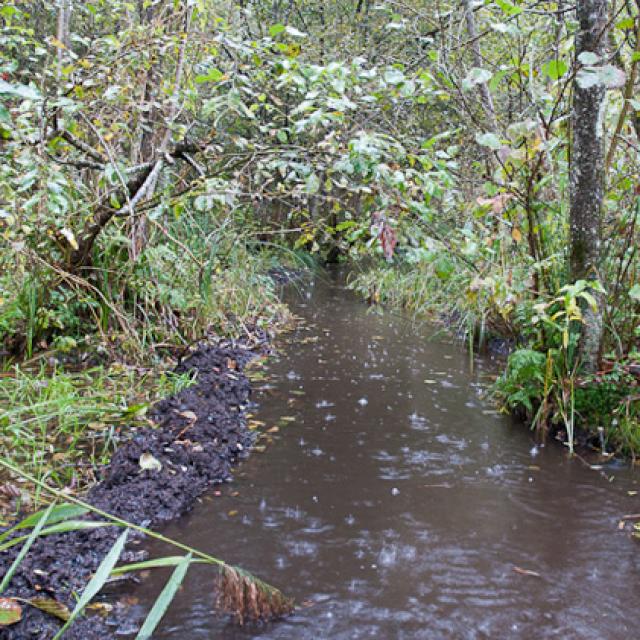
[0,336,270,639]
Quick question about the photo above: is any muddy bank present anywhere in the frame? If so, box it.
[0,336,268,639]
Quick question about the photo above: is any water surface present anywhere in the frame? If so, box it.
[125,271,640,639]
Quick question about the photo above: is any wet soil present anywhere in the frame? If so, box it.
[0,337,267,639]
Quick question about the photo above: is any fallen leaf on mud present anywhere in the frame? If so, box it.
[267,426,279,433]
[228,510,238,517]
[279,416,295,423]
[512,566,541,578]
[423,379,437,384]
[253,445,267,453]
[139,453,162,472]
[0,599,22,626]
[248,420,265,430]
[26,597,70,621]
[178,411,198,423]
[628,491,637,496]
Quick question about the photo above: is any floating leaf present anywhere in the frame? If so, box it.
[0,599,21,626]
[139,453,162,472]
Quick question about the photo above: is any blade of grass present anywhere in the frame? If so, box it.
[0,502,56,594]
[135,553,192,640]
[111,556,207,576]
[0,521,116,553]
[0,504,89,544]
[52,529,129,640]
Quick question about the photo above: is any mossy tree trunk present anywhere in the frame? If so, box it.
[569,0,608,373]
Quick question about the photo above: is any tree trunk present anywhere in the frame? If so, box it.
[569,0,608,372]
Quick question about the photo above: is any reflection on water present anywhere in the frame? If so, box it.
[123,271,640,639]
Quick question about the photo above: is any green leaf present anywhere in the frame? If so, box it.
[52,529,129,640]
[0,503,55,594]
[542,59,568,80]
[135,554,192,640]
[0,80,41,101]
[629,284,640,301]
[577,52,600,65]
[195,68,224,84]
[305,173,320,194]
[383,67,405,85]
[495,0,522,16]
[463,67,493,90]
[475,132,502,150]
[0,599,21,627]
[269,24,286,37]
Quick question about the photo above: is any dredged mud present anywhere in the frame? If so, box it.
[0,337,267,639]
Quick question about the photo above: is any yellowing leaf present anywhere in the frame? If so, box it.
[512,227,522,243]
[49,37,67,50]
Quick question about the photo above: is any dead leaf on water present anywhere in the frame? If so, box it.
[513,566,541,578]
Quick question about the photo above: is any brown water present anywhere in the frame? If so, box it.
[124,271,640,639]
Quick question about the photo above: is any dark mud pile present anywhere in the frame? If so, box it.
[0,338,266,640]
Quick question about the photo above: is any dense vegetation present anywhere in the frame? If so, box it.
[1,0,640,635]
[1,0,639,495]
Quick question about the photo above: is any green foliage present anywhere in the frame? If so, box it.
[495,349,547,415]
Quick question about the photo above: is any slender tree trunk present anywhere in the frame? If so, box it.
[569,0,608,372]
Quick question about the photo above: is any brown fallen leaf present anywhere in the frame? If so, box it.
[26,597,70,621]
[513,566,541,578]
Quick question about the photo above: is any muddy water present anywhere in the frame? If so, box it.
[126,271,640,639]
